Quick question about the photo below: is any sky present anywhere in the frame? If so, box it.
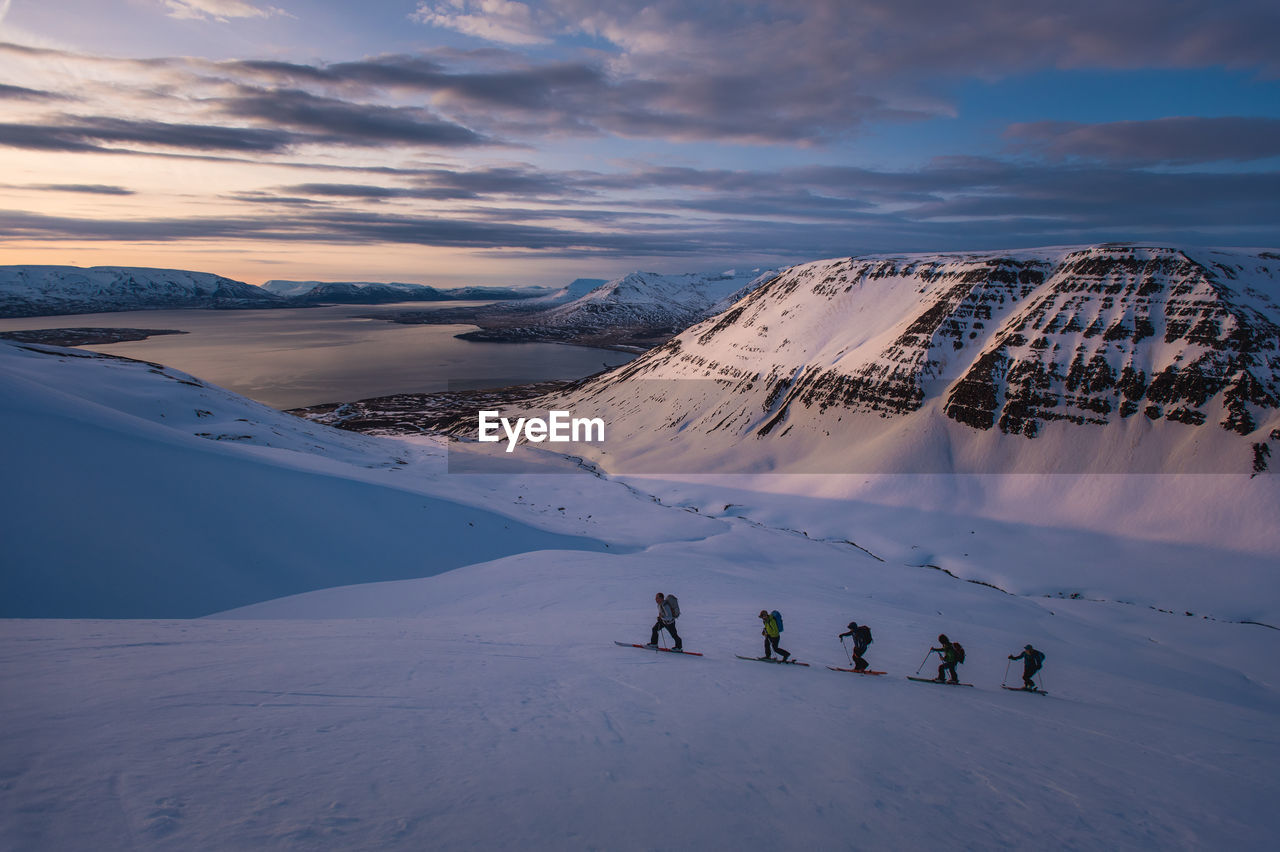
[0,0,1278,286]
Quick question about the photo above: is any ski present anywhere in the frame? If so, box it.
[826,666,887,675]
[736,655,811,666]
[1002,685,1048,695]
[906,676,974,687]
[614,641,703,656]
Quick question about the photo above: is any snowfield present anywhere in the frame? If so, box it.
[1,340,1278,850]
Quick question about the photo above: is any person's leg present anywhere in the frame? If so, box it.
[667,621,682,650]
[764,635,775,658]
[852,646,868,670]
[937,662,947,681]
[649,620,662,646]
[946,662,959,683]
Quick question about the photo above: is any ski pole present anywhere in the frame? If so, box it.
[1002,659,1011,687]
[915,650,933,675]
[841,636,853,667]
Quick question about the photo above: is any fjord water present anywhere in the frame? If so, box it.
[0,302,635,409]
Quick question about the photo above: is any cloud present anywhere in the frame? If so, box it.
[412,1,553,46]
[0,117,294,153]
[0,82,66,101]
[220,54,606,110]
[1005,117,1280,165]
[278,166,576,201]
[3,156,1275,260]
[31,184,136,195]
[161,1,282,22]
[217,88,488,147]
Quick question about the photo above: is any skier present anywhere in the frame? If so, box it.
[930,634,962,683]
[838,621,873,671]
[758,610,790,661]
[646,592,682,651]
[1008,644,1045,690]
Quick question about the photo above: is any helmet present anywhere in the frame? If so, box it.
[938,634,949,643]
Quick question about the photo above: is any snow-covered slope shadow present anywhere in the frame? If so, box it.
[0,343,620,617]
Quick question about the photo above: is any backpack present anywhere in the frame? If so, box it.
[953,642,965,664]
[1032,649,1044,667]
[771,610,783,632]
[665,595,680,619]
[855,625,873,646]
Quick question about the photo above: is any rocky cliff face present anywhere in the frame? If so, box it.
[541,245,1280,474]
[940,248,1280,442]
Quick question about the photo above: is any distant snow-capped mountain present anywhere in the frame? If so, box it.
[0,267,549,318]
[539,245,1280,475]
[0,265,281,317]
[457,268,774,349]
[262,279,543,304]
[517,278,608,307]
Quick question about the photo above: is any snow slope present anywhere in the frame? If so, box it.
[1,532,1277,850]
[0,266,280,317]
[0,341,700,617]
[2,335,1278,850]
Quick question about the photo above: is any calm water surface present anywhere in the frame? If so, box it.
[0,302,635,409]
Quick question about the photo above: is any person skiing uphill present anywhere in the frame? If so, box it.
[930,634,962,683]
[646,592,682,651]
[838,621,873,672]
[1009,644,1045,690]
[759,610,790,661]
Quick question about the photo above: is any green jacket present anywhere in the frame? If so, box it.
[762,615,780,638]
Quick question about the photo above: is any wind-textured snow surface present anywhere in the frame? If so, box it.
[0,339,1278,849]
[0,265,280,317]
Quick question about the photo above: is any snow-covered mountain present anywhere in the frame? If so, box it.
[541,269,771,329]
[0,265,282,317]
[456,268,774,349]
[540,245,1280,476]
[515,276,608,306]
[0,267,549,318]
[262,279,542,304]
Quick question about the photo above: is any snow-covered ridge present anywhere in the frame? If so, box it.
[540,245,1280,475]
[0,265,280,317]
[540,268,774,331]
[455,267,775,349]
[262,279,543,304]
[0,266,549,317]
